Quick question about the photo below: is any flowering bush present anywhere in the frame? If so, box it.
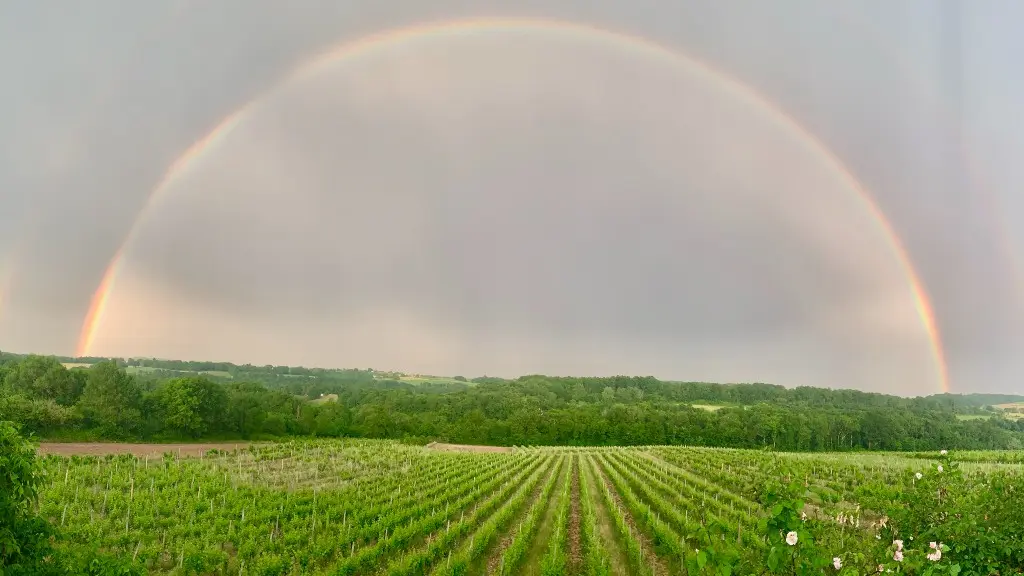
[750,454,984,575]
[877,451,1024,574]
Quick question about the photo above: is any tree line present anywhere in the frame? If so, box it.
[1,352,1022,450]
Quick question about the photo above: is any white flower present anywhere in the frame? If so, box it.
[894,550,904,562]
[833,557,842,569]
[927,549,942,561]
[877,564,885,573]
[876,534,882,540]
[893,539,904,551]
[929,541,938,549]
[937,465,944,472]
[915,472,923,480]
[940,449,948,455]
[786,531,798,546]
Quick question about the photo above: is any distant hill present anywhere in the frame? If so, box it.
[3,349,1022,407]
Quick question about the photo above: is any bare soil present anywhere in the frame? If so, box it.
[593,455,668,576]
[521,457,568,575]
[582,456,632,576]
[567,455,583,573]
[424,442,512,453]
[483,457,559,574]
[37,442,251,457]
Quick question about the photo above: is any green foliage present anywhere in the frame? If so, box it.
[152,377,228,438]
[76,361,143,439]
[758,472,831,575]
[4,353,1024,450]
[18,440,1024,575]
[53,548,144,576]
[874,452,1021,574]
[0,421,53,575]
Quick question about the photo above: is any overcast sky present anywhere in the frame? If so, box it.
[1,1,1022,396]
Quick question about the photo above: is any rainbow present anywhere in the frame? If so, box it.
[833,3,1023,313]
[0,256,12,327]
[74,16,950,391]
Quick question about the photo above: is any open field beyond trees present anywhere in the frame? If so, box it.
[35,439,1024,575]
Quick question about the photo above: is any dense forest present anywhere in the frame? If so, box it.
[2,350,1022,450]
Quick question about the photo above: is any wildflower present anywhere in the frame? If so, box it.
[833,557,842,569]
[894,550,904,562]
[786,531,798,546]
[893,539,904,551]
[876,534,881,540]
[927,549,942,561]
[915,472,923,480]
[877,564,885,573]
[929,542,937,549]
[937,465,944,472]
[940,449,948,455]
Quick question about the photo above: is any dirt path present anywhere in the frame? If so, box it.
[425,442,512,454]
[520,455,569,576]
[480,457,559,575]
[593,455,669,576]
[37,442,251,457]
[582,455,632,576]
[567,455,583,575]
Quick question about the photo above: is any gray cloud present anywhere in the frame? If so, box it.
[0,0,1020,393]
[88,29,939,393]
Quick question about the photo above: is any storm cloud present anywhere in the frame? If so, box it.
[1,0,1021,395]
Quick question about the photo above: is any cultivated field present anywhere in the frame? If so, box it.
[38,442,253,458]
[35,440,1023,574]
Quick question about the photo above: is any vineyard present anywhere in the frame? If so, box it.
[35,440,1024,575]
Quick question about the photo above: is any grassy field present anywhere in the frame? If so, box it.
[122,365,234,379]
[309,393,339,405]
[62,362,235,379]
[34,439,1018,574]
[955,413,993,420]
[691,404,728,411]
[382,375,475,386]
[997,402,1024,420]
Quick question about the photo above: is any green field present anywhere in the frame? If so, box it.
[309,393,339,405]
[383,375,475,386]
[997,402,1024,420]
[692,404,729,411]
[954,413,992,421]
[122,365,234,379]
[36,439,1022,574]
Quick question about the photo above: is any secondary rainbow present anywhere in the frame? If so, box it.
[74,16,951,392]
